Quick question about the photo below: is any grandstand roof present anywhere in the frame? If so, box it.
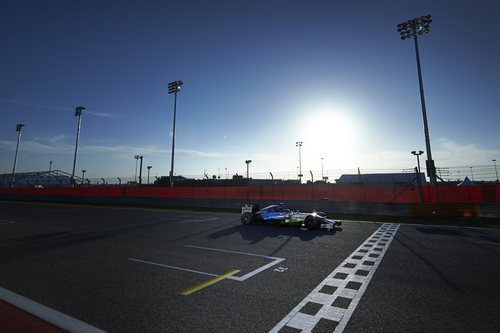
[335,172,427,186]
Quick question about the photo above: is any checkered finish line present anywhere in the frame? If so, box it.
[269,223,400,333]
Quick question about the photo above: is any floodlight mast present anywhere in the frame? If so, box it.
[245,160,252,179]
[10,123,25,187]
[71,106,85,186]
[296,141,303,182]
[168,80,183,187]
[397,15,437,191]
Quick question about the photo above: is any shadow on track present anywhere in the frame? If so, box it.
[208,224,342,244]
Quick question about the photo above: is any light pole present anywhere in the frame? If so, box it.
[411,150,424,176]
[49,160,52,173]
[10,123,25,187]
[493,159,499,182]
[81,170,86,185]
[321,157,324,182]
[411,151,424,202]
[138,156,143,185]
[397,15,437,188]
[168,80,183,187]
[270,172,274,199]
[134,155,140,182]
[245,160,252,179]
[71,106,85,186]
[296,141,303,182]
[147,166,152,184]
[470,167,474,181]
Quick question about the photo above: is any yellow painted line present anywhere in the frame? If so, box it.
[179,269,241,295]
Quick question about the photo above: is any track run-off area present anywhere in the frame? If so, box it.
[1,201,499,332]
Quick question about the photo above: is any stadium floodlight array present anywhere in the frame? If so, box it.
[168,80,183,94]
[397,15,431,40]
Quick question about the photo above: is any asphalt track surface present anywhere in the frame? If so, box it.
[0,201,499,332]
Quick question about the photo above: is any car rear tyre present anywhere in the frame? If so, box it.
[304,215,318,230]
[241,212,253,225]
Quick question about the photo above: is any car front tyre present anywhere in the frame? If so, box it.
[304,215,318,230]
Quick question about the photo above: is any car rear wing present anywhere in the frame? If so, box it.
[241,204,260,214]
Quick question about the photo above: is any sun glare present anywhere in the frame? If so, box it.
[298,108,360,164]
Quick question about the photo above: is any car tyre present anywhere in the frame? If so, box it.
[241,212,253,225]
[304,215,318,230]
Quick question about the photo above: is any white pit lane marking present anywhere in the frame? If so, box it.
[269,223,400,333]
[0,219,15,225]
[129,245,285,282]
[0,287,107,333]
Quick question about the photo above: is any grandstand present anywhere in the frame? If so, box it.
[0,170,84,188]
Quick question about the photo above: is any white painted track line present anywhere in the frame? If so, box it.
[269,223,400,333]
[0,287,107,333]
[129,245,285,282]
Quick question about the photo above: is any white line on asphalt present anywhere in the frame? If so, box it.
[128,258,219,277]
[269,223,400,333]
[176,218,219,224]
[185,245,285,281]
[0,219,15,225]
[129,245,285,282]
[0,287,107,333]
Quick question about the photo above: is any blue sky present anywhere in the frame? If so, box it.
[1,0,499,181]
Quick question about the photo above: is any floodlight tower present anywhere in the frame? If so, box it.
[397,15,437,187]
[168,80,183,187]
[71,106,85,185]
[10,123,25,187]
[245,160,252,179]
[296,141,303,182]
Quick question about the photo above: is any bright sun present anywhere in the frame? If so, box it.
[298,108,360,164]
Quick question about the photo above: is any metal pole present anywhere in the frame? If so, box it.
[170,92,178,187]
[470,167,474,181]
[415,167,424,203]
[134,157,138,182]
[321,158,324,181]
[310,170,314,200]
[270,172,274,199]
[413,34,436,187]
[416,154,421,176]
[49,160,52,173]
[10,126,23,187]
[493,159,499,182]
[299,145,302,181]
[147,166,152,184]
[71,109,83,185]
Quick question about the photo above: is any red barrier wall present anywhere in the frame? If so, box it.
[2,185,499,203]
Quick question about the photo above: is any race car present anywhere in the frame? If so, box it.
[241,203,342,230]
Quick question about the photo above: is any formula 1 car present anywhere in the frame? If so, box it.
[241,204,342,230]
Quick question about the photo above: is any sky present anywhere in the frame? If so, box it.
[1,0,499,182]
